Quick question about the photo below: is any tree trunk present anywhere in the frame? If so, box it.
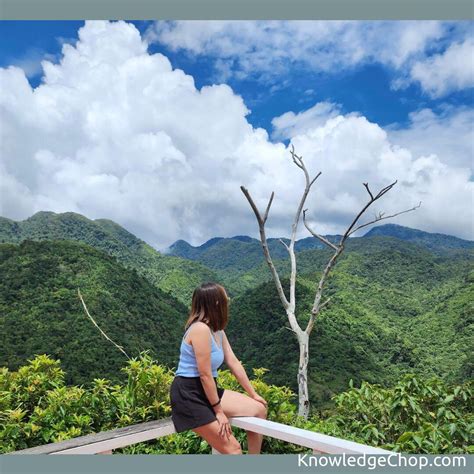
[297,330,310,419]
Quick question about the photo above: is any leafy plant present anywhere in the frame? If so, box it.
[1,355,472,455]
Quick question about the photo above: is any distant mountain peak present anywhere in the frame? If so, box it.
[363,223,416,236]
[363,223,473,249]
[168,239,193,250]
[27,210,84,220]
[229,235,256,243]
[199,237,225,249]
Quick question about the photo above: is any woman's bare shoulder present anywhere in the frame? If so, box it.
[188,321,211,336]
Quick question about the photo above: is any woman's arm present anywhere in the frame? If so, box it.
[190,322,232,438]
[221,331,257,397]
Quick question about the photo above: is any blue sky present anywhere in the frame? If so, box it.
[2,20,472,133]
[0,20,472,246]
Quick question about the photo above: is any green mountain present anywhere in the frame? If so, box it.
[212,234,472,296]
[225,238,473,407]
[166,224,472,289]
[167,235,336,271]
[166,234,341,295]
[1,212,472,411]
[0,240,188,385]
[364,223,473,251]
[0,212,217,304]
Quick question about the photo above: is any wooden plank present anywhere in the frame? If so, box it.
[12,417,176,455]
[55,422,177,455]
[229,416,392,454]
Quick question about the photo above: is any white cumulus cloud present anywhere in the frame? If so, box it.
[1,20,472,249]
[271,101,343,141]
[408,38,474,98]
[386,105,474,169]
[147,20,473,97]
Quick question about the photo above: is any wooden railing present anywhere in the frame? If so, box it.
[10,416,391,455]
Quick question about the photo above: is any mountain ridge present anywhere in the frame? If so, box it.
[0,211,217,304]
[0,239,187,385]
[165,223,473,278]
[167,223,473,256]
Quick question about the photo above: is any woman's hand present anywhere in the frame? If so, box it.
[215,410,232,439]
[251,392,268,408]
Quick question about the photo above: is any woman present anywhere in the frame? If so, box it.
[170,282,268,454]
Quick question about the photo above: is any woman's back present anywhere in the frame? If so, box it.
[175,321,224,377]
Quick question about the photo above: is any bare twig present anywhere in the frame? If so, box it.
[363,182,374,200]
[347,201,422,237]
[339,180,398,245]
[319,297,332,311]
[263,192,275,225]
[303,209,338,251]
[279,238,290,251]
[77,288,130,359]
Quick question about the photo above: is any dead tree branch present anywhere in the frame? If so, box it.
[78,288,130,359]
[302,209,338,251]
[240,186,291,314]
[287,145,322,315]
[304,181,421,334]
[347,201,422,237]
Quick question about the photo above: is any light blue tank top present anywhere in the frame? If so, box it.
[175,322,224,377]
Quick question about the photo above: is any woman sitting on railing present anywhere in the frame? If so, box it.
[170,282,268,454]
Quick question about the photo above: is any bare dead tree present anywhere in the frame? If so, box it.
[241,145,421,419]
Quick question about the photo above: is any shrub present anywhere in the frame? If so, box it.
[1,355,471,454]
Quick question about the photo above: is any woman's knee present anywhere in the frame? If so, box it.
[255,402,267,419]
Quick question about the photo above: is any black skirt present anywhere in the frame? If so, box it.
[170,375,226,433]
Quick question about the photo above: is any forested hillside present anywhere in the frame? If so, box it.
[0,240,188,385]
[226,239,473,406]
[167,224,473,296]
[0,212,472,409]
[0,212,217,304]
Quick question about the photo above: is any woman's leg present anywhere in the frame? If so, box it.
[220,389,268,454]
[192,419,242,454]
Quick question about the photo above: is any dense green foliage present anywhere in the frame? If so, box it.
[0,354,314,454]
[1,355,471,454]
[0,212,217,304]
[1,211,472,454]
[1,219,472,407]
[327,375,473,454]
[226,239,473,406]
[0,240,188,385]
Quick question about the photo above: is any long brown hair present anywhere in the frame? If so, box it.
[184,282,229,332]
